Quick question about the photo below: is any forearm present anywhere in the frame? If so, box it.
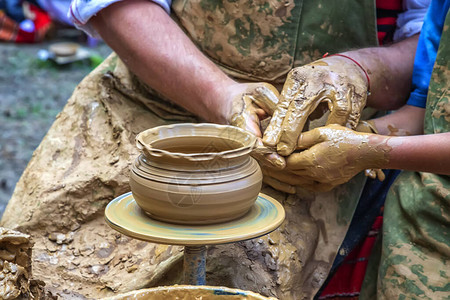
[372,133,450,175]
[342,35,419,110]
[90,0,237,123]
[372,105,425,136]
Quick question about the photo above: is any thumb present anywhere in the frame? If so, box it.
[326,88,351,126]
[248,83,280,115]
[263,175,297,194]
[296,128,325,150]
[232,106,262,137]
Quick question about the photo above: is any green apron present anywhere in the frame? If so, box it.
[1,1,378,299]
[361,10,450,300]
[172,0,377,83]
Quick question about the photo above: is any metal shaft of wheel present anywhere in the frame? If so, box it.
[183,245,207,285]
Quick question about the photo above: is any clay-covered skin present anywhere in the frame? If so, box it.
[229,82,280,136]
[386,124,411,136]
[356,120,378,134]
[229,82,286,169]
[274,124,391,192]
[263,56,368,156]
[261,168,311,194]
[251,139,286,170]
[355,120,386,181]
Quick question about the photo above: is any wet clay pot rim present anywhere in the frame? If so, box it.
[136,123,257,162]
[132,155,259,184]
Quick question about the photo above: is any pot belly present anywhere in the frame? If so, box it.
[130,159,262,225]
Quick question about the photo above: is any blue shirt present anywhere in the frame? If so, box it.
[407,0,450,108]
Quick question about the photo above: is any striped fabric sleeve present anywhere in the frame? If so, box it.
[68,0,172,37]
[376,0,403,45]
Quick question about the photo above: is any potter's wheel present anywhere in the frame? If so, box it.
[105,192,284,285]
[105,192,285,246]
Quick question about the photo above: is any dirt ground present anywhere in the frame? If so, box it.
[0,38,111,217]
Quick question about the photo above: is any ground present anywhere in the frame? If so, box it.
[0,39,111,217]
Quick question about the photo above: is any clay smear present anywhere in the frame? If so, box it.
[263,55,368,156]
[279,125,391,191]
[387,124,411,136]
[0,227,33,299]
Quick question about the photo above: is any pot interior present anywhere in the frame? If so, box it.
[136,123,256,160]
[151,135,243,154]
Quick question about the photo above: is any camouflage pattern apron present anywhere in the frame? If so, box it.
[1,1,378,299]
[360,10,450,300]
[172,0,378,83]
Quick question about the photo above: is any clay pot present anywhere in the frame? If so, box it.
[102,285,276,299]
[130,123,262,225]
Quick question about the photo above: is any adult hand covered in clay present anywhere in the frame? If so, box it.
[228,82,286,169]
[263,56,369,156]
[261,168,315,194]
[228,82,279,136]
[279,124,389,192]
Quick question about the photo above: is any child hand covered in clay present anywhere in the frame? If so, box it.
[262,105,450,193]
[261,124,389,193]
[275,124,389,192]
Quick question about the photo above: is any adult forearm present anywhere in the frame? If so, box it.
[90,0,236,123]
[342,35,419,110]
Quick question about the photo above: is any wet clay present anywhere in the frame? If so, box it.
[277,124,391,192]
[1,57,186,299]
[227,82,287,170]
[131,123,263,225]
[263,55,368,156]
[102,285,277,300]
[203,185,353,299]
[387,124,411,136]
[355,120,386,181]
[230,82,280,139]
[356,120,378,134]
[0,227,34,299]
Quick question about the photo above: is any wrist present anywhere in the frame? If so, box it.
[322,54,370,95]
[366,134,391,169]
[216,81,248,124]
[195,77,237,124]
